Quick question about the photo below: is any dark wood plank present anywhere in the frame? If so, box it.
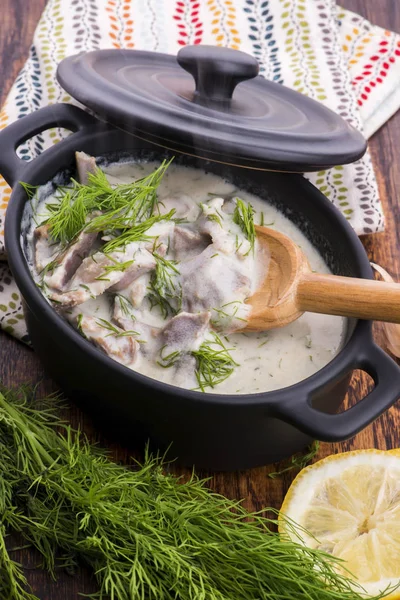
[0,0,399,597]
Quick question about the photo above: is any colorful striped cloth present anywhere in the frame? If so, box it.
[1,0,400,342]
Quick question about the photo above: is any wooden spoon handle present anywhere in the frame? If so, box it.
[297,272,400,323]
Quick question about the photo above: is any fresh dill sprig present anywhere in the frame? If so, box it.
[96,318,139,338]
[268,441,321,479]
[83,159,171,217]
[39,258,58,278]
[36,258,59,295]
[233,197,256,252]
[0,385,394,600]
[211,300,247,328]
[158,333,239,389]
[148,252,182,319]
[192,333,239,392]
[115,294,136,318]
[101,211,175,253]
[94,259,134,281]
[157,345,182,369]
[200,202,223,226]
[42,160,172,245]
[19,181,38,200]
[45,181,87,245]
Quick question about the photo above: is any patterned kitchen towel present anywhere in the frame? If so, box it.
[1,0,400,342]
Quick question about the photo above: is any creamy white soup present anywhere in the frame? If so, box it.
[24,154,345,394]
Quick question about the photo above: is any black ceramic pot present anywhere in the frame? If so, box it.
[2,104,400,471]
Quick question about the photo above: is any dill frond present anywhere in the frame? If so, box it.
[0,385,394,600]
[148,253,182,319]
[200,202,223,226]
[42,160,172,246]
[94,259,134,281]
[115,294,136,318]
[45,181,87,245]
[96,318,139,338]
[19,181,38,200]
[157,345,182,369]
[268,441,321,479]
[101,211,175,253]
[192,333,239,392]
[233,197,256,252]
[211,300,247,328]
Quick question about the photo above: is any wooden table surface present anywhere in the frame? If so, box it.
[1,1,400,597]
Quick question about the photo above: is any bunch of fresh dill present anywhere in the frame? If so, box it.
[0,384,394,600]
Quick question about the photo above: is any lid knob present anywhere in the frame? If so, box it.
[177,45,259,107]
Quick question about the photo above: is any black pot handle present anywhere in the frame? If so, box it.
[0,104,98,187]
[274,343,400,441]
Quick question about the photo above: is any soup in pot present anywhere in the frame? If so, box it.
[24,154,345,394]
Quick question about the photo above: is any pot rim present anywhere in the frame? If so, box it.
[4,122,375,409]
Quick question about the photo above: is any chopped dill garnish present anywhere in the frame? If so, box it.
[101,211,175,253]
[79,284,96,299]
[42,160,172,246]
[235,235,243,254]
[156,333,238,390]
[96,318,139,338]
[192,333,239,392]
[19,181,38,199]
[115,294,136,318]
[76,313,84,336]
[85,159,171,219]
[260,211,265,226]
[268,441,320,479]
[233,198,255,252]
[207,213,223,226]
[39,258,58,277]
[37,258,59,294]
[46,181,87,245]
[157,345,182,369]
[211,300,247,328]
[94,259,134,281]
[200,202,223,227]
[148,253,182,319]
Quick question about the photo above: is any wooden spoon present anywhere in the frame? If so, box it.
[244,225,400,331]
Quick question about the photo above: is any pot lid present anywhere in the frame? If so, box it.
[57,46,367,172]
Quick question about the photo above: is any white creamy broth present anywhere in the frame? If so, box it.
[26,158,346,394]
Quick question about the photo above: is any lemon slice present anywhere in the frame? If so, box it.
[279,449,400,598]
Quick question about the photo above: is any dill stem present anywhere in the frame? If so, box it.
[0,526,37,600]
